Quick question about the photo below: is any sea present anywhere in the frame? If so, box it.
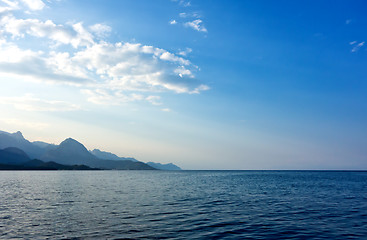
[0,170,366,239]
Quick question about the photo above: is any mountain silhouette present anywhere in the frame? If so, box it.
[0,130,180,170]
[91,149,138,162]
[0,145,100,170]
[41,138,100,166]
[146,162,182,170]
[22,159,99,170]
[41,138,155,170]
[0,131,45,158]
[32,141,58,151]
[0,147,31,165]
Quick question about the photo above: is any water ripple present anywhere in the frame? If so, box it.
[0,171,367,239]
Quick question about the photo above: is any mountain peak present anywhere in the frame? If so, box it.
[59,137,88,151]
[92,149,103,154]
[63,137,77,142]
[60,137,80,145]
[40,137,96,165]
[12,131,25,140]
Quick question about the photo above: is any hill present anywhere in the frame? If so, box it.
[91,149,138,162]
[146,162,182,170]
[41,138,155,170]
[0,131,44,158]
[0,147,31,165]
[0,130,180,170]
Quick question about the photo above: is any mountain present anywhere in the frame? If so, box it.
[91,149,138,162]
[91,149,181,170]
[0,131,45,158]
[33,141,58,151]
[146,162,182,170]
[0,158,99,170]
[3,146,29,159]
[22,159,99,170]
[41,138,155,170]
[93,159,156,170]
[0,147,31,165]
[0,130,178,170]
[41,138,99,166]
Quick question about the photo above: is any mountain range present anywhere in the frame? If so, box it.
[0,147,98,170]
[0,130,181,170]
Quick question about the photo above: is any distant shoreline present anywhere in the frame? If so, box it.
[1,169,366,172]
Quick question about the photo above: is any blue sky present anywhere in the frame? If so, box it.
[0,0,366,169]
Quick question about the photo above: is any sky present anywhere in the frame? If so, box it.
[0,0,366,170]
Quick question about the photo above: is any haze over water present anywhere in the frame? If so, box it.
[1,170,366,239]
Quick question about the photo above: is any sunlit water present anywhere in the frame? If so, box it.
[1,170,367,239]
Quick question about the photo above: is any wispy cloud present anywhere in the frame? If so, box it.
[0,94,81,111]
[345,19,352,25]
[178,47,192,56]
[169,19,177,25]
[170,1,207,33]
[350,41,365,52]
[146,95,162,105]
[0,118,49,130]
[81,89,144,105]
[184,19,207,32]
[179,12,201,18]
[161,108,171,112]
[172,0,191,7]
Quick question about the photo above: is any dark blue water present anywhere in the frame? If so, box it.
[0,171,367,239]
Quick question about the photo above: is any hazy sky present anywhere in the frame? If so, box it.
[0,0,366,170]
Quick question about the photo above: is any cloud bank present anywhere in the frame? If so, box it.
[0,0,209,107]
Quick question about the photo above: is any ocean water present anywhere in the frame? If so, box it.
[0,171,367,239]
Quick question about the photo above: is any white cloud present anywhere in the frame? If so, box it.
[81,89,144,105]
[0,15,95,48]
[184,19,207,32]
[190,84,210,94]
[161,108,171,112]
[20,0,45,11]
[179,12,200,18]
[169,19,177,25]
[0,1,209,107]
[172,0,191,7]
[0,38,208,95]
[0,0,19,13]
[89,23,111,38]
[146,95,162,105]
[351,41,365,52]
[0,40,90,84]
[174,66,194,78]
[72,41,199,93]
[159,50,190,65]
[178,47,192,56]
[0,94,81,111]
[179,12,187,18]
[1,0,44,12]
